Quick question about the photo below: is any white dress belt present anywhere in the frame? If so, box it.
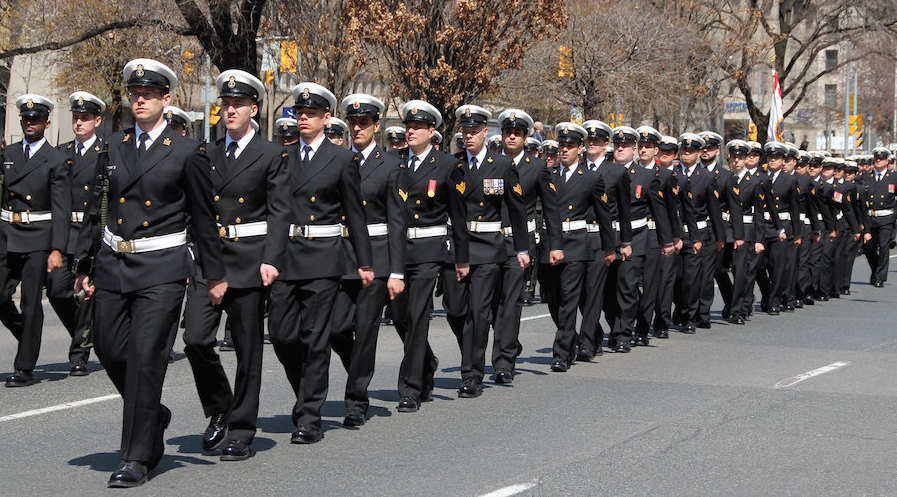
[407,225,447,239]
[563,220,588,232]
[218,221,267,239]
[681,220,709,233]
[586,220,620,233]
[466,220,503,233]
[869,209,895,217]
[103,226,187,254]
[71,211,85,223]
[289,223,342,238]
[630,217,648,229]
[836,212,844,220]
[1,209,51,223]
[342,223,388,238]
[501,219,538,238]
[764,212,792,221]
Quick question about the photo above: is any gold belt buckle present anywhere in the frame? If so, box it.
[341,226,350,237]
[117,240,133,253]
[219,226,228,237]
[12,212,21,223]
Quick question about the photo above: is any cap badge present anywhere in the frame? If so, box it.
[686,139,693,146]
[227,76,236,88]
[509,112,516,121]
[166,110,173,119]
[390,131,397,138]
[77,96,84,106]
[301,88,310,100]
[589,126,596,132]
[410,107,418,115]
[135,64,144,77]
[642,132,648,138]
[464,108,471,117]
[352,100,360,109]
[561,125,569,133]
[282,123,288,130]
[25,99,33,109]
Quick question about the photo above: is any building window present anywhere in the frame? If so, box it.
[824,84,837,108]
[825,50,838,71]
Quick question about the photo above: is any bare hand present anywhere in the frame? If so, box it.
[358,268,375,286]
[549,250,564,265]
[74,274,95,299]
[778,232,787,242]
[754,242,765,254]
[621,245,632,261]
[260,263,279,286]
[603,251,615,266]
[662,245,674,257]
[693,240,702,254]
[387,278,405,300]
[863,233,872,243]
[793,236,801,246]
[812,232,821,243]
[734,239,744,249]
[517,253,530,270]
[47,249,63,273]
[673,238,683,254]
[208,278,228,306]
[716,240,724,251]
[455,263,470,281]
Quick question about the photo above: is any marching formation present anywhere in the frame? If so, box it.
[2,58,896,488]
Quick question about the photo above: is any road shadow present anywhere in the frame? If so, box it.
[68,451,213,476]
[167,434,277,455]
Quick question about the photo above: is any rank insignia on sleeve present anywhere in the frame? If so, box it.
[123,134,130,142]
[673,187,679,195]
[549,183,557,192]
[455,181,466,194]
[67,143,72,149]
[658,190,663,198]
[713,190,719,198]
[513,183,522,196]
[163,137,172,146]
[398,188,408,202]
[601,193,608,203]
[810,187,815,195]
[733,187,739,195]
[759,194,765,200]
[688,192,693,199]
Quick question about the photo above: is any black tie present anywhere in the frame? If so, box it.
[409,156,419,172]
[226,141,239,161]
[24,144,30,160]
[137,133,150,157]
[470,157,478,170]
[561,165,569,182]
[302,145,312,164]
[76,143,84,157]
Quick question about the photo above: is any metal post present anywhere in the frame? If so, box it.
[893,42,897,145]
[844,62,851,157]
[853,66,859,152]
[204,54,211,143]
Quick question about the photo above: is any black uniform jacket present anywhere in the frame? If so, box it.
[391,146,469,266]
[341,146,408,279]
[625,162,671,256]
[762,171,802,239]
[501,154,562,256]
[2,140,70,253]
[206,133,290,288]
[678,164,725,244]
[862,169,897,230]
[724,172,766,243]
[283,137,372,280]
[453,149,528,265]
[60,138,103,255]
[548,162,615,262]
[76,126,224,293]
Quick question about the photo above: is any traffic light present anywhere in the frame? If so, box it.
[748,122,758,141]
[280,41,299,73]
[265,71,275,85]
[184,49,195,74]
[849,114,862,136]
[209,105,221,126]
[558,45,574,78]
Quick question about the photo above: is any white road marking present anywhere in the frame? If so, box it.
[479,481,538,497]
[774,362,850,389]
[0,393,119,423]
[520,313,551,322]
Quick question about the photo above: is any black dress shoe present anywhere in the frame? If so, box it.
[696,321,711,329]
[69,363,89,376]
[681,325,696,335]
[202,413,228,451]
[220,440,253,461]
[343,412,366,427]
[614,342,631,353]
[5,370,34,387]
[874,281,884,288]
[728,316,745,325]
[759,302,770,312]
[783,303,795,312]
[794,301,803,309]
[550,360,569,372]
[108,460,147,488]
[494,371,513,384]
[818,294,829,301]
[290,426,322,444]
[219,340,235,351]
[168,351,175,363]
[458,380,482,398]
[575,349,595,362]
[397,397,419,413]
[654,329,669,339]
[804,297,815,305]
[148,405,171,470]
[767,307,780,315]
[841,289,851,295]
[522,295,534,306]
[721,306,731,320]
[633,336,650,346]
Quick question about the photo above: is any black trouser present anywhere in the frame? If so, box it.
[577,254,609,355]
[729,242,752,318]
[6,250,50,371]
[330,277,387,415]
[764,237,790,307]
[636,229,664,337]
[830,226,850,295]
[820,227,841,296]
[538,261,560,327]
[793,224,813,300]
[440,263,468,350]
[491,255,526,374]
[864,220,894,283]
[842,234,862,291]
[553,261,586,363]
[654,246,678,331]
[807,234,826,297]
[93,281,186,462]
[677,230,712,326]
[183,281,265,444]
[268,277,339,431]
[702,242,733,320]
[611,250,645,345]
[742,247,759,316]
[45,254,91,365]
[461,263,499,385]
[392,262,441,401]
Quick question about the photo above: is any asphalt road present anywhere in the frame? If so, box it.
[1,255,896,496]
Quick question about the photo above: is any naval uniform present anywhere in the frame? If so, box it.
[1,139,72,373]
[75,123,224,464]
[862,169,897,285]
[701,163,733,322]
[182,130,290,445]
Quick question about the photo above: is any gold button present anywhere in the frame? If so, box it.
[8,192,13,197]
[84,185,89,191]
[568,205,573,210]
[117,219,123,224]
[83,202,88,207]
[142,221,148,227]
[25,195,31,200]
[477,215,482,220]
[416,200,421,205]
[233,237,239,242]
[414,214,420,219]
[119,197,125,203]
[341,215,345,221]
[214,195,220,201]
[363,200,367,206]
[310,196,316,202]
[310,215,315,221]
[479,202,484,207]
[235,218,241,223]
[145,201,151,207]
[565,217,570,222]
[215,215,219,221]
[238,197,244,203]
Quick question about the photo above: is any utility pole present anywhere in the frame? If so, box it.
[844,62,851,157]
[853,66,859,152]
[893,42,897,146]
[204,54,211,144]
